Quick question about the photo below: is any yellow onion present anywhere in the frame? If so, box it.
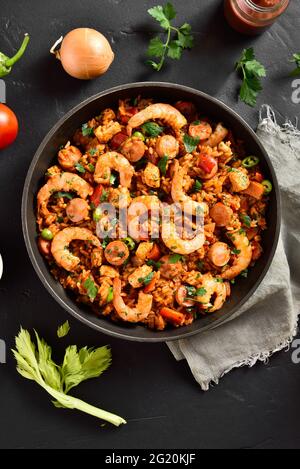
[50,28,114,80]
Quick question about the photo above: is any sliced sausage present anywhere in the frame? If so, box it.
[120,137,146,162]
[210,203,233,227]
[208,242,231,267]
[66,198,89,223]
[104,241,130,266]
[156,135,179,159]
[189,121,212,140]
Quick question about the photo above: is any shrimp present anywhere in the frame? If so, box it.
[171,161,208,216]
[51,227,100,272]
[221,230,253,280]
[37,172,93,220]
[162,220,205,255]
[205,123,228,148]
[113,278,153,323]
[127,103,187,136]
[199,273,227,312]
[94,152,134,188]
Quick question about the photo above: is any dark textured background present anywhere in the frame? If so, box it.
[0,0,299,450]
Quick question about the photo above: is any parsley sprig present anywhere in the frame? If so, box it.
[290,53,300,77]
[236,48,266,107]
[147,3,194,72]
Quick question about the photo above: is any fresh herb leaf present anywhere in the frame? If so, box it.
[101,237,110,249]
[241,214,251,228]
[193,180,203,193]
[57,321,70,339]
[107,287,114,304]
[157,155,169,176]
[183,134,200,153]
[82,123,94,137]
[141,121,164,137]
[169,253,183,263]
[195,287,207,296]
[88,164,95,173]
[75,163,86,174]
[84,278,98,301]
[100,190,109,202]
[236,48,266,107]
[232,248,241,255]
[290,53,300,77]
[197,261,204,271]
[138,272,155,286]
[241,269,249,278]
[147,259,162,270]
[109,173,118,186]
[55,192,74,200]
[88,148,97,156]
[12,328,126,426]
[147,3,194,72]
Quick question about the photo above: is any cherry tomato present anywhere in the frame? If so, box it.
[110,132,128,151]
[0,104,19,150]
[198,153,217,174]
[90,185,104,207]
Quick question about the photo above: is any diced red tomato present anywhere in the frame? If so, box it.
[110,132,128,151]
[90,185,104,207]
[119,106,138,124]
[198,153,217,174]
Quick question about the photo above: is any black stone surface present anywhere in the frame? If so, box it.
[0,0,299,450]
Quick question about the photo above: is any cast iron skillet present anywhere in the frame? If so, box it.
[22,82,281,342]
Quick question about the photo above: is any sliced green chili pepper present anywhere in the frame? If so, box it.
[122,237,136,251]
[242,156,260,168]
[0,34,30,78]
[132,131,145,141]
[262,180,273,194]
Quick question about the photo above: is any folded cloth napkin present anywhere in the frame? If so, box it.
[168,106,300,391]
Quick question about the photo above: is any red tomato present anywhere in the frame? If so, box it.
[0,104,19,150]
[90,185,104,207]
[119,106,138,124]
[198,153,217,174]
[110,132,128,150]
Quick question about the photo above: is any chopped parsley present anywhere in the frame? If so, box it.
[82,123,94,137]
[55,192,74,200]
[169,254,183,264]
[157,155,169,176]
[141,121,164,137]
[193,180,203,193]
[183,134,200,153]
[84,278,98,301]
[75,163,86,174]
[138,272,155,286]
[241,214,252,228]
[147,259,162,270]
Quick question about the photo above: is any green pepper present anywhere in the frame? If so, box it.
[132,131,145,141]
[262,180,273,194]
[41,229,53,241]
[242,156,260,168]
[122,237,136,251]
[0,34,30,78]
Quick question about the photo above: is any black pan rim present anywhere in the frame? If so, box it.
[21,81,281,342]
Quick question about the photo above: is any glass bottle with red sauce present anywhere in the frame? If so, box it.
[224,0,290,35]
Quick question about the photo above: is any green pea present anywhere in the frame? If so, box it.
[41,229,53,241]
[122,237,136,251]
[93,207,102,222]
[132,131,145,141]
[242,156,260,168]
[262,180,273,194]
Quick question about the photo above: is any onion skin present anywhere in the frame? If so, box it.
[59,28,114,80]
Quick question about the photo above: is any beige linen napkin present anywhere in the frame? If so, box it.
[168,106,300,390]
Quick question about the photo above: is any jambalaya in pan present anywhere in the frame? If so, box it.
[36,97,271,330]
